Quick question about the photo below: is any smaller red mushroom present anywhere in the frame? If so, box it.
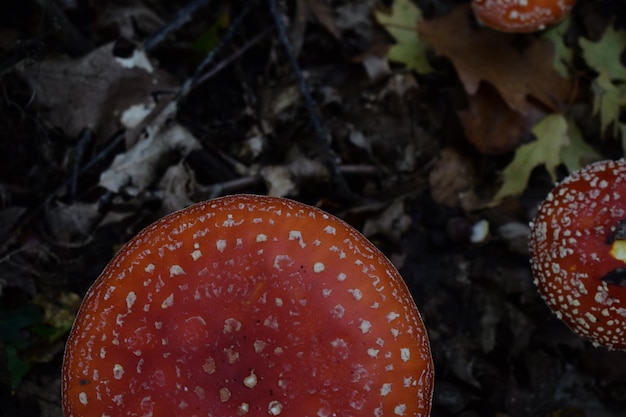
[471,0,576,33]
[530,159,626,350]
[62,195,434,417]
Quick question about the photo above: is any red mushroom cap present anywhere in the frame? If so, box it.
[530,160,626,350]
[471,0,576,33]
[62,194,433,417]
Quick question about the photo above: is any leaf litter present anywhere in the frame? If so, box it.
[1,1,626,416]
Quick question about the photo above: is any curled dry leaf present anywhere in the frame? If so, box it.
[260,83,301,125]
[99,124,201,196]
[260,165,297,197]
[429,148,475,208]
[260,156,330,198]
[157,164,195,216]
[362,200,412,243]
[94,5,164,40]
[333,0,376,34]
[44,201,100,245]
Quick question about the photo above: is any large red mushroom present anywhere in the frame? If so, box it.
[530,159,626,350]
[62,194,434,416]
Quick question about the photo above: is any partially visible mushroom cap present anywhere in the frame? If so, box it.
[62,195,434,416]
[530,160,626,350]
[472,0,576,33]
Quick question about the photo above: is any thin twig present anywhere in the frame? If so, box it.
[193,28,270,89]
[127,28,270,147]
[0,6,267,253]
[185,1,253,92]
[70,129,94,202]
[266,0,355,202]
[144,0,214,52]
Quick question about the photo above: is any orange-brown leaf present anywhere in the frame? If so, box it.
[458,84,546,154]
[419,5,572,114]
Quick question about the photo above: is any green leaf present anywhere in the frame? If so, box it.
[591,73,626,136]
[543,18,573,79]
[560,119,601,173]
[0,305,42,348]
[4,345,32,391]
[619,123,626,154]
[580,25,626,139]
[375,0,433,73]
[580,25,626,81]
[491,114,570,205]
[192,14,229,56]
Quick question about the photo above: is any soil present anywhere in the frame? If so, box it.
[1,1,626,417]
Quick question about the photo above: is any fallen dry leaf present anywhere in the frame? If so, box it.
[94,5,164,41]
[303,0,340,39]
[429,147,475,207]
[419,5,572,115]
[44,201,100,245]
[99,123,201,195]
[362,200,411,243]
[458,83,545,154]
[157,163,195,216]
[17,42,178,140]
[260,165,297,197]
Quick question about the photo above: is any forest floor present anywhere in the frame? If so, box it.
[1,1,626,416]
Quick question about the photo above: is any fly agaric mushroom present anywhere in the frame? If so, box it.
[471,0,576,33]
[530,159,626,350]
[62,194,434,416]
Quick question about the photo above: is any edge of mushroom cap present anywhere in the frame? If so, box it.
[471,0,576,33]
[529,160,626,350]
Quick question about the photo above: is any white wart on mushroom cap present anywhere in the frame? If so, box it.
[62,194,434,417]
[530,160,626,350]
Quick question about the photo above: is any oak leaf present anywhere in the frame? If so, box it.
[375,0,432,73]
[488,114,601,208]
[580,25,626,81]
[580,26,626,139]
[419,5,572,115]
[491,114,569,205]
[543,18,574,79]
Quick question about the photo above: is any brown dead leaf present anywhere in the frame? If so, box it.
[419,5,572,114]
[44,201,100,245]
[99,123,201,195]
[157,164,195,216]
[260,165,297,197]
[362,200,411,243]
[458,83,546,154]
[333,1,375,34]
[429,147,475,207]
[17,42,178,140]
[260,83,302,125]
[303,0,340,39]
[94,5,164,41]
